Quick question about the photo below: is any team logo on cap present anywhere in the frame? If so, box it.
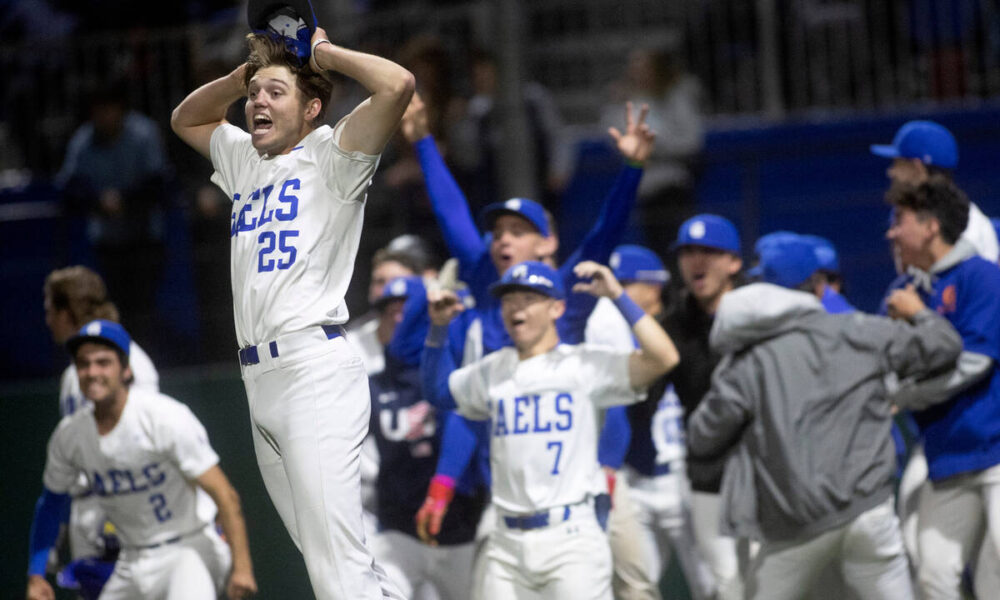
[505,199,522,211]
[610,252,622,269]
[389,278,408,297]
[689,220,706,239]
[86,322,102,336]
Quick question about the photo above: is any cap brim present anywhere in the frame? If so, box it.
[481,207,546,236]
[66,335,126,359]
[869,144,899,159]
[488,282,561,300]
[247,0,318,34]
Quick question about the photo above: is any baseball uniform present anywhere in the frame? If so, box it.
[41,388,231,599]
[209,117,401,599]
[58,339,160,563]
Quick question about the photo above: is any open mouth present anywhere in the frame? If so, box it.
[252,114,274,134]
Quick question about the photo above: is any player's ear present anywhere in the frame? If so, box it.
[549,299,566,320]
[537,234,557,260]
[726,255,743,276]
[304,97,322,122]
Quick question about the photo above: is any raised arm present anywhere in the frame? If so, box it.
[196,466,257,600]
[573,261,679,389]
[171,65,247,159]
[420,289,467,411]
[311,27,414,155]
[403,93,491,282]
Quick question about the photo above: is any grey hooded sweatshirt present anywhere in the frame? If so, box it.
[687,283,962,542]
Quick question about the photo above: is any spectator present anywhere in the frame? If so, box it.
[56,79,173,349]
[600,44,705,255]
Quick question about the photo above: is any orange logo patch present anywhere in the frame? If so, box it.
[938,284,957,314]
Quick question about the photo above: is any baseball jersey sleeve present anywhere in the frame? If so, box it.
[317,117,381,203]
[580,346,641,408]
[42,420,82,494]
[952,262,1000,361]
[209,123,256,199]
[448,361,493,421]
[158,399,220,480]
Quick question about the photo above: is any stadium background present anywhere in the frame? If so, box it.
[2,0,1000,597]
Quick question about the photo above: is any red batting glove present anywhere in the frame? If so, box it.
[415,474,455,546]
[603,466,616,507]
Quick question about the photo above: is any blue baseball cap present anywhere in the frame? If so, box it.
[870,120,958,169]
[610,245,670,285]
[374,275,425,309]
[66,320,131,360]
[482,198,550,237]
[753,230,800,257]
[489,261,565,300]
[799,234,840,273]
[672,214,741,254]
[748,236,821,288]
[248,0,318,67]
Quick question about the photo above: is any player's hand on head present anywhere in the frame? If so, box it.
[26,575,55,600]
[309,26,331,73]
[572,261,624,299]
[609,102,656,165]
[427,288,464,326]
[226,568,258,599]
[401,92,431,143]
[886,284,926,321]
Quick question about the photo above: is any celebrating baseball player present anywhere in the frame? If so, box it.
[26,320,256,600]
[420,259,680,599]
[687,272,963,599]
[881,177,1000,598]
[591,245,716,600]
[170,0,414,597]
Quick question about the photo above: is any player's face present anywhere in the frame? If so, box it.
[245,65,317,157]
[490,215,555,275]
[887,158,927,186]
[376,298,406,345]
[74,343,130,405]
[43,295,76,344]
[887,207,935,270]
[500,290,564,351]
[369,261,414,304]
[678,246,742,310]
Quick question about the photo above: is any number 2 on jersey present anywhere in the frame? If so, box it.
[547,440,563,475]
[149,493,173,522]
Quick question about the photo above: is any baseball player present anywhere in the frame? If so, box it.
[368,275,486,600]
[170,3,414,597]
[42,266,161,597]
[871,119,999,262]
[421,260,681,599]
[590,245,716,600]
[881,178,1000,599]
[26,320,257,600]
[400,92,653,563]
[652,214,746,600]
[688,270,963,599]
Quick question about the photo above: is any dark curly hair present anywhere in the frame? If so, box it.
[244,33,334,126]
[885,175,970,245]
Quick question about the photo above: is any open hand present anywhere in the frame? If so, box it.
[609,102,656,164]
[427,288,464,326]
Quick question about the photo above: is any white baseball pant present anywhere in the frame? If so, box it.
[916,462,1000,600]
[609,466,716,600]
[481,500,612,599]
[240,329,402,600]
[745,498,914,600]
[371,530,473,600]
[690,491,743,600]
[98,526,230,600]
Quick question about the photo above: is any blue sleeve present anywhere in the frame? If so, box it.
[27,488,70,576]
[598,406,632,469]
[954,264,1000,361]
[414,136,495,289]
[421,332,459,411]
[386,285,430,368]
[435,411,481,484]
[558,166,643,343]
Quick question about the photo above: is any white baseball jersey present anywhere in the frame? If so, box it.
[60,340,159,417]
[965,202,1000,263]
[43,389,220,548]
[448,344,641,514]
[210,119,379,347]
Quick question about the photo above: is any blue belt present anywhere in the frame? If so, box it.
[239,325,344,366]
[653,462,674,476]
[136,535,181,550]
[503,505,573,531]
